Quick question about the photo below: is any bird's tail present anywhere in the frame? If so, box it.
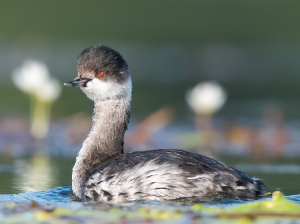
[253,177,267,197]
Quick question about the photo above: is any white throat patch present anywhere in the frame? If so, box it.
[81,76,132,101]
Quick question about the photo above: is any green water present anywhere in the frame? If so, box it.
[0,155,299,196]
[1,154,300,224]
[0,156,73,194]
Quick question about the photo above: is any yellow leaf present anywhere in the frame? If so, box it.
[34,210,56,221]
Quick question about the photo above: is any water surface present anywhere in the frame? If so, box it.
[1,155,300,207]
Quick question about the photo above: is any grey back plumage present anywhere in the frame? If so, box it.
[82,149,265,202]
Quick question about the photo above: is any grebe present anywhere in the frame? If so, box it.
[64,45,266,202]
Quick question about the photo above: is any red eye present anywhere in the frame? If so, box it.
[97,71,104,78]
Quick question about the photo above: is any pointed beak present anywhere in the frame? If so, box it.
[64,77,92,87]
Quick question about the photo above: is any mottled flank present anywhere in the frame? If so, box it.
[82,149,265,203]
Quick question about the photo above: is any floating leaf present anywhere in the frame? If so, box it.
[221,191,300,215]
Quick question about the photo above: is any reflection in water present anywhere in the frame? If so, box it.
[0,155,298,196]
[13,155,55,192]
[235,164,300,174]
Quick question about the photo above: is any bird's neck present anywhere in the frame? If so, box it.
[72,97,131,197]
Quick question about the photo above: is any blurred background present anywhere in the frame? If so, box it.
[1,0,300,196]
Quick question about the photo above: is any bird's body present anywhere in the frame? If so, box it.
[81,149,265,203]
[65,45,266,203]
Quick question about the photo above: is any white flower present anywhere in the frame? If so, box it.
[12,60,50,95]
[36,78,61,102]
[12,59,62,139]
[12,59,61,102]
[186,81,227,114]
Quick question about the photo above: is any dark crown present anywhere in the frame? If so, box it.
[77,45,129,83]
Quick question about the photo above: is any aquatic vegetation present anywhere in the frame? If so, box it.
[184,81,227,151]
[0,191,300,223]
[12,60,61,139]
[186,81,227,115]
